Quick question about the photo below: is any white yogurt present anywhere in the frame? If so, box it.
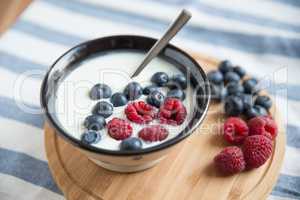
[55,51,194,151]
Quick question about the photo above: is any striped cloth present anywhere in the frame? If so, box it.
[0,0,299,199]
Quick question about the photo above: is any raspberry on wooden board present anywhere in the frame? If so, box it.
[248,116,278,140]
[243,135,273,169]
[214,146,246,174]
[223,117,249,145]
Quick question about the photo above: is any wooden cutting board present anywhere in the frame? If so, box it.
[44,53,285,200]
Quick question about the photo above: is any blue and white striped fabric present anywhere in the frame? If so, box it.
[0,0,299,199]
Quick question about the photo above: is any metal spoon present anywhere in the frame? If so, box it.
[131,9,192,78]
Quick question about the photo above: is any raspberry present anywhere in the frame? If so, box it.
[248,116,278,140]
[223,117,249,145]
[138,125,169,142]
[242,135,273,169]
[125,101,157,124]
[158,98,187,125]
[107,118,133,140]
[214,146,246,174]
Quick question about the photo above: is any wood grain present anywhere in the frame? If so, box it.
[44,53,285,200]
[0,0,32,34]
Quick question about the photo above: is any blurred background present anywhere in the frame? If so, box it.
[0,0,299,200]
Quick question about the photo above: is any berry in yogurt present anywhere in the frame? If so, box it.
[125,101,157,124]
[81,130,101,144]
[146,90,165,108]
[151,72,169,86]
[138,125,169,142]
[110,92,128,107]
[107,118,133,140]
[89,83,112,100]
[83,114,106,131]
[167,74,187,89]
[167,89,186,101]
[120,137,143,151]
[92,101,113,118]
[158,98,187,125]
[123,82,143,101]
[143,85,159,95]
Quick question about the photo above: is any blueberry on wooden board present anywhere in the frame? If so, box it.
[210,83,227,102]
[238,93,253,111]
[218,60,233,74]
[243,78,259,94]
[244,105,268,119]
[227,82,244,96]
[208,70,223,85]
[224,95,244,116]
[255,95,272,110]
[224,72,240,83]
[233,66,246,78]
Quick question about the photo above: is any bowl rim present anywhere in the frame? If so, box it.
[41,35,211,156]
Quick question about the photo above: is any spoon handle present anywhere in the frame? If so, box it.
[131,9,192,78]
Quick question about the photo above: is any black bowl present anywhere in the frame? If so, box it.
[41,35,210,156]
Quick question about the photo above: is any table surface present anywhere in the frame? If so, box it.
[0,1,299,200]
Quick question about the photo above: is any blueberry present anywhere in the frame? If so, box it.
[84,114,106,131]
[151,72,169,86]
[224,95,244,116]
[207,70,223,85]
[255,95,272,110]
[81,131,101,144]
[143,85,159,95]
[210,83,227,102]
[110,92,128,107]
[245,105,268,119]
[147,90,165,108]
[233,66,246,78]
[168,74,187,89]
[167,89,185,101]
[224,72,240,83]
[227,82,244,96]
[243,78,259,94]
[256,105,268,116]
[123,82,143,101]
[218,60,233,74]
[89,83,112,100]
[244,107,258,119]
[92,101,113,118]
[238,93,253,111]
[120,137,143,151]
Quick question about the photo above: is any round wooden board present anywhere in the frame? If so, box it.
[44,53,286,200]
